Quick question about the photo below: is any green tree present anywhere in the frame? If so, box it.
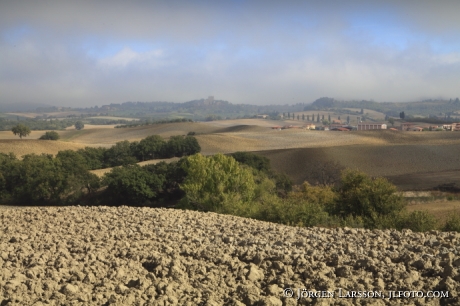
[0,153,18,200]
[55,150,100,198]
[230,151,271,173]
[8,154,68,204]
[103,164,165,205]
[77,147,107,170]
[182,136,201,156]
[332,169,405,229]
[104,140,138,167]
[39,131,60,140]
[137,135,166,161]
[11,124,31,139]
[180,153,256,213]
[388,118,395,126]
[75,121,85,130]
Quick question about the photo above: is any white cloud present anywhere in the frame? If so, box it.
[97,47,165,68]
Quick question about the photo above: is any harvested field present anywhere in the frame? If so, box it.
[0,140,88,158]
[58,122,223,145]
[0,131,45,140]
[255,144,460,187]
[406,200,460,222]
[2,121,460,191]
[0,206,458,305]
[387,170,460,191]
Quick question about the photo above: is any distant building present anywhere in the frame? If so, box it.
[357,123,387,130]
[204,96,214,105]
[400,122,415,131]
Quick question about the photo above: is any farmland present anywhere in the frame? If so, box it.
[2,119,460,189]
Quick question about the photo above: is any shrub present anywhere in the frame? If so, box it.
[397,210,438,232]
[443,213,460,232]
[75,121,84,130]
[39,131,60,140]
[332,169,406,229]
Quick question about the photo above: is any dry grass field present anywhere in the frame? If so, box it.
[406,199,460,222]
[1,119,460,224]
[1,120,460,192]
[0,140,88,157]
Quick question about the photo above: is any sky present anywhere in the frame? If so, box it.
[1,0,460,107]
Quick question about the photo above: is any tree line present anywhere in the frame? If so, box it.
[0,146,459,233]
[73,135,201,169]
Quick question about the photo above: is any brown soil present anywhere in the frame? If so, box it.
[0,206,458,305]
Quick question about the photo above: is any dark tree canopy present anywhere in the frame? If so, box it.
[75,121,85,130]
[39,131,60,140]
[11,124,31,139]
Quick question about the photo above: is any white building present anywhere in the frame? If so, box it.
[357,123,387,130]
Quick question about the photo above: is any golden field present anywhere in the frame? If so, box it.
[1,119,460,189]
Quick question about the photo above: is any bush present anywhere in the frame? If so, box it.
[75,121,84,130]
[332,169,406,229]
[397,210,438,232]
[443,213,460,232]
[39,131,60,140]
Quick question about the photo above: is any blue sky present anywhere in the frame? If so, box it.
[1,0,460,107]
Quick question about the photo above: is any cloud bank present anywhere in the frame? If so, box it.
[1,0,460,107]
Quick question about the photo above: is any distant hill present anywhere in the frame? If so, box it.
[304,97,460,119]
[0,102,54,112]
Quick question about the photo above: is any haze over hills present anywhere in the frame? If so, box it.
[3,97,460,122]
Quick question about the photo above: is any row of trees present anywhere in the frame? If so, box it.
[66,135,201,170]
[0,148,458,232]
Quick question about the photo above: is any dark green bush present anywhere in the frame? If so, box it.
[443,213,460,232]
[39,131,60,140]
[331,169,406,229]
[397,210,438,232]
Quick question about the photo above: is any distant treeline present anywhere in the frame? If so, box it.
[305,97,460,118]
[0,118,76,131]
[115,118,193,128]
[403,117,460,124]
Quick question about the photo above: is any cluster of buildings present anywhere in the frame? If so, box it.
[400,122,460,131]
[270,121,460,132]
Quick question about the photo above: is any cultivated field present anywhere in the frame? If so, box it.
[1,119,460,192]
[1,206,458,305]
